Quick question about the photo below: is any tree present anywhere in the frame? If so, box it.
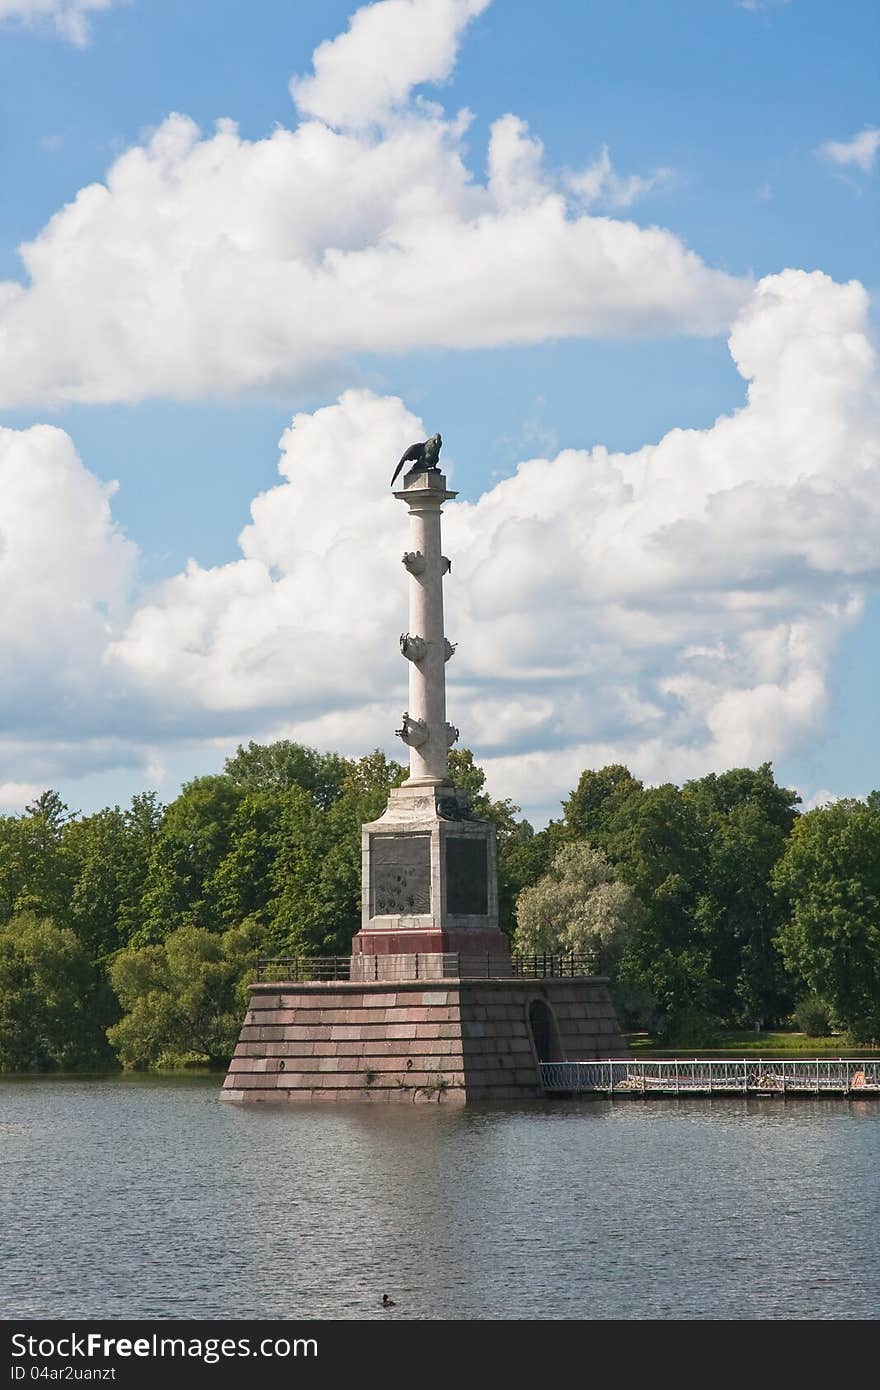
[108,921,262,1067]
[514,842,642,972]
[683,765,801,1025]
[773,799,880,1041]
[137,776,245,942]
[497,820,563,939]
[268,785,367,955]
[447,748,522,839]
[223,739,350,809]
[134,749,411,956]
[0,913,115,1070]
[25,789,73,829]
[599,782,716,1024]
[0,793,75,925]
[63,807,132,960]
[339,749,406,802]
[559,762,802,1030]
[684,764,800,833]
[117,792,165,942]
[447,747,489,797]
[62,793,164,960]
[203,790,286,934]
[563,764,644,842]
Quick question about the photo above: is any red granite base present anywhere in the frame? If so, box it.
[351,927,511,956]
[221,976,628,1104]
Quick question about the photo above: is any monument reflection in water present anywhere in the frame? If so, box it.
[223,448,626,1103]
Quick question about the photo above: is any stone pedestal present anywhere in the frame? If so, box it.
[351,783,510,968]
[222,975,628,1104]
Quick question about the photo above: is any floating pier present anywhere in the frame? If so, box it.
[540,1058,880,1096]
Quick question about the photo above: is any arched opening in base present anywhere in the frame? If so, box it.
[527,997,563,1063]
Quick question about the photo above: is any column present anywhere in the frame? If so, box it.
[395,470,457,785]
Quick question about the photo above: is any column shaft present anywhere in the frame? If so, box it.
[407,503,446,783]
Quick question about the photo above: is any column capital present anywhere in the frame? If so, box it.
[394,468,457,507]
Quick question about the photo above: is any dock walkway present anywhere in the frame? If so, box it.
[540,1058,879,1096]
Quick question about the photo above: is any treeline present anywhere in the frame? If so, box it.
[0,742,878,1069]
[518,766,880,1044]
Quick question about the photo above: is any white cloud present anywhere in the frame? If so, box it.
[799,788,842,812]
[0,8,745,410]
[0,5,874,824]
[816,127,880,173]
[567,143,671,210]
[112,389,420,716]
[99,269,879,822]
[0,0,118,46]
[290,0,489,130]
[2,270,876,821]
[0,782,44,811]
[0,423,140,794]
[0,424,136,712]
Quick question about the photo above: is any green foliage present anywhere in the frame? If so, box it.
[341,749,406,800]
[446,747,488,795]
[563,764,644,842]
[497,821,561,939]
[108,922,262,1067]
[514,841,642,970]
[135,744,407,952]
[137,775,245,942]
[792,995,835,1038]
[684,766,800,1025]
[596,781,716,1019]
[0,794,75,925]
[630,1029,859,1055]
[204,790,287,933]
[25,789,73,830]
[269,783,373,955]
[223,739,350,808]
[774,799,880,1042]
[0,736,873,1068]
[449,747,522,839]
[0,913,116,1070]
[684,765,800,832]
[659,1008,722,1048]
[561,762,801,1027]
[63,793,163,959]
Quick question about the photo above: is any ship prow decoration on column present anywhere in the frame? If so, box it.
[350,449,511,979]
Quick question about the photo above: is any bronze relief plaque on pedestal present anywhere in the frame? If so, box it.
[370,834,431,916]
[445,836,488,916]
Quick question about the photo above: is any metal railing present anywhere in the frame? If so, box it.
[539,1059,880,1096]
[254,951,597,983]
[508,953,597,977]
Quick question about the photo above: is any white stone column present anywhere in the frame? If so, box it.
[395,470,457,785]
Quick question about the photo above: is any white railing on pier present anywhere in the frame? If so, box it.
[539,1059,880,1096]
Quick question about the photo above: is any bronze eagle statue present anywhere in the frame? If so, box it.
[390,433,442,487]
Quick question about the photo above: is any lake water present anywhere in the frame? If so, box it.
[2,1074,878,1321]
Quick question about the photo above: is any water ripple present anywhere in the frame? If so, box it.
[0,1076,878,1320]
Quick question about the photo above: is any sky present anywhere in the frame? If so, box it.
[0,0,877,827]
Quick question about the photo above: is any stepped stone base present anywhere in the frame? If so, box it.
[222,976,628,1104]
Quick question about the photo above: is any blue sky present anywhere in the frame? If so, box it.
[0,0,877,824]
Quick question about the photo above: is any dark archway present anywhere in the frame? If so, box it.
[528,997,563,1063]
